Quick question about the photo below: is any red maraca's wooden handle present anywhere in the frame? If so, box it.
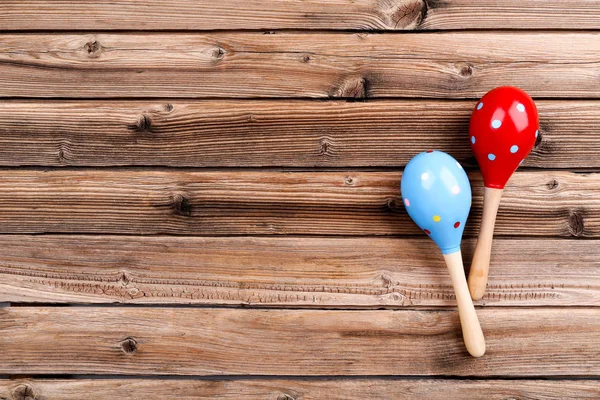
[444,251,486,358]
[468,187,503,300]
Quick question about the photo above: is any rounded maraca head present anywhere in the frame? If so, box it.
[470,86,539,189]
[401,151,472,254]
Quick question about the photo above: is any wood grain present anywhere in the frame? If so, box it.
[0,170,596,237]
[2,236,599,307]
[1,307,599,376]
[2,379,599,400]
[1,33,600,98]
[0,100,597,168]
[1,0,599,31]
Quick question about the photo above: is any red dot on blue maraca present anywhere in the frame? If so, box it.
[426,150,434,153]
[423,229,431,235]
[454,221,460,228]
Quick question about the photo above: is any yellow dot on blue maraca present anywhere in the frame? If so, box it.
[433,215,441,222]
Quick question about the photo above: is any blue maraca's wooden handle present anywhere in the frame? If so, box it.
[444,250,486,358]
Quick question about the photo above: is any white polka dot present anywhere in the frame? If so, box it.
[471,136,476,144]
[510,145,519,153]
[491,120,502,129]
[404,198,410,207]
[488,153,496,161]
[451,185,460,195]
[456,161,463,169]
[477,102,483,110]
[516,103,525,112]
[535,130,539,138]
[421,172,428,181]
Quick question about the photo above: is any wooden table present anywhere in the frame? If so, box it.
[1,1,599,398]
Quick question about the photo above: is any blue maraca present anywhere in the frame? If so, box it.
[401,150,485,357]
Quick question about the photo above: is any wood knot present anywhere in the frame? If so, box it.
[457,62,474,78]
[173,194,193,216]
[212,46,225,60]
[344,176,355,186]
[163,103,174,112]
[118,271,131,286]
[277,395,296,400]
[534,129,543,148]
[329,76,371,99]
[129,114,153,133]
[547,179,559,190]
[84,40,102,58]
[11,384,36,400]
[318,137,334,157]
[120,337,138,355]
[302,54,311,63]
[385,198,399,211]
[388,0,427,29]
[568,210,585,237]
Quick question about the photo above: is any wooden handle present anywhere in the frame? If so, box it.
[444,251,486,358]
[468,187,503,300]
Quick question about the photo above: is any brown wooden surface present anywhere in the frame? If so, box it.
[2,379,599,400]
[1,307,599,376]
[2,0,599,31]
[0,100,598,168]
[1,33,600,98]
[1,236,598,307]
[1,0,599,396]
[0,170,595,236]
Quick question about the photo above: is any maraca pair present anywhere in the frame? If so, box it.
[401,87,539,357]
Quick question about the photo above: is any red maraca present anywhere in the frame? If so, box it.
[468,87,539,300]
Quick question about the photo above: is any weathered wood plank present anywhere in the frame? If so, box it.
[2,379,599,400]
[1,0,599,31]
[1,307,599,375]
[1,236,598,307]
[0,100,595,168]
[1,33,599,98]
[0,170,595,237]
